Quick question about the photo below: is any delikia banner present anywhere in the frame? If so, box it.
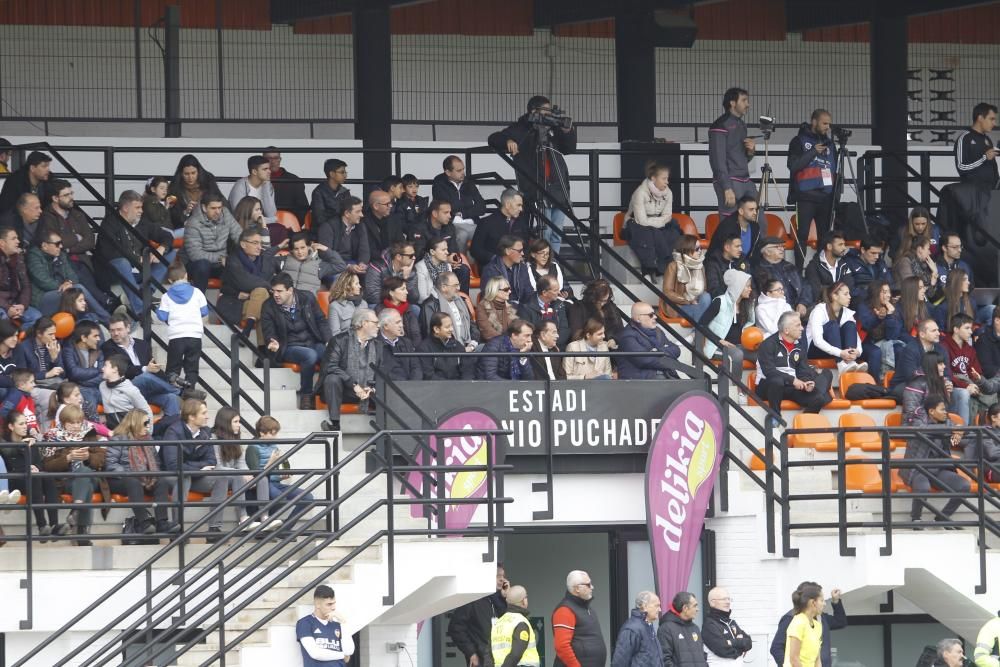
[645,391,725,603]
[406,409,499,530]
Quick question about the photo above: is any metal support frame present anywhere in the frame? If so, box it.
[163,5,181,138]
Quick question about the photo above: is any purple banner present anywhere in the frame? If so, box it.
[407,409,499,530]
[645,391,724,604]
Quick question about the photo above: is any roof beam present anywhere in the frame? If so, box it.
[786,0,998,32]
[270,0,431,25]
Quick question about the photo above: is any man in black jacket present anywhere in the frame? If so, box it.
[756,311,832,419]
[432,156,487,252]
[476,320,535,381]
[707,195,760,259]
[263,147,309,223]
[0,150,51,215]
[769,585,847,667]
[375,309,422,382]
[975,308,1000,378]
[754,237,812,317]
[517,276,570,348]
[656,591,708,667]
[261,273,329,410]
[103,314,182,416]
[317,196,369,274]
[703,587,752,664]
[705,233,750,298]
[420,272,479,350]
[954,102,998,188]
[361,190,406,258]
[488,96,577,253]
[0,192,43,249]
[804,229,854,303]
[447,564,509,667]
[788,110,837,268]
[470,188,528,267]
[310,158,352,230]
[416,312,475,380]
[320,308,381,432]
[217,227,284,333]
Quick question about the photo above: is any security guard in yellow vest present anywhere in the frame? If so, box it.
[974,614,1000,667]
[491,585,540,667]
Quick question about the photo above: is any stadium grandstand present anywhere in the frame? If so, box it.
[2,1,1000,666]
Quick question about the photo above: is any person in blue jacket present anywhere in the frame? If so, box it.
[856,280,904,384]
[611,591,663,667]
[616,302,681,380]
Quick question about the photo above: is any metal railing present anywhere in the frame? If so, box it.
[6,427,511,667]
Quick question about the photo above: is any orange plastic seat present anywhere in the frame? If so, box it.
[845,456,908,493]
[60,493,104,504]
[882,370,894,389]
[704,213,721,244]
[809,358,837,369]
[750,449,775,472]
[672,213,707,248]
[460,254,480,289]
[709,357,755,370]
[283,362,319,373]
[747,371,801,409]
[172,236,184,249]
[948,413,964,426]
[303,211,313,230]
[275,210,301,232]
[459,292,476,322]
[883,412,908,451]
[840,413,884,452]
[207,278,222,289]
[316,291,330,317]
[765,213,794,250]
[656,304,691,328]
[839,372,897,409]
[788,413,837,451]
[341,403,362,414]
[613,212,627,246]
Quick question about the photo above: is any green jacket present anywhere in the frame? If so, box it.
[26,246,79,307]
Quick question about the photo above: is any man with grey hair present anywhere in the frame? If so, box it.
[755,310,832,419]
[421,271,479,349]
[611,590,662,667]
[320,307,380,431]
[702,587,752,665]
[935,638,965,667]
[552,570,606,667]
[471,188,527,267]
[0,192,42,248]
[376,308,422,382]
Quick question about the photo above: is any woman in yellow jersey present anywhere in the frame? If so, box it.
[784,582,825,667]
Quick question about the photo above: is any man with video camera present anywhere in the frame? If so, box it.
[489,96,577,254]
[787,109,838,269]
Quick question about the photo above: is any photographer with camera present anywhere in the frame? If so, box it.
[489,96,577,254]
[787,109,838,269]
[709,87,757,217]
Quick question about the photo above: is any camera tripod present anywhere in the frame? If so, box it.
[828,135,867,235]
[754,129,799,259]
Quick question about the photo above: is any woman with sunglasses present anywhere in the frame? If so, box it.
[475,277,518,342]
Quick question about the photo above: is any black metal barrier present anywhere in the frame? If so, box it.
[5,428,511,667]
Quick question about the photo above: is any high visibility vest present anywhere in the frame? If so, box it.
[491,611,540,667]
[974,617,1000,667]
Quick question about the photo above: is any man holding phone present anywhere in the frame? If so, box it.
[448,565,510,667]
[787,109,837,269]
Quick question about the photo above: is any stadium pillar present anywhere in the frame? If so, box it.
[870,13,908,224]
[164,5,181,138]
[353,0,392,193]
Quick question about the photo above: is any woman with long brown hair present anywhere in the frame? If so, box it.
[212,407,279,531]
[934,267,974,332]
[661,234,710,321]
[806,281,866,373]
[1,410,65,538]
[898,275,930,340]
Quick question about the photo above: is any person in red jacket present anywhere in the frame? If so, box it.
[941,313,1000,419]
[551,570,607,667]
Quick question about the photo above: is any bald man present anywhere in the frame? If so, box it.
[490,586,540,667]
[360,189,406,257]
[702,587,752,665]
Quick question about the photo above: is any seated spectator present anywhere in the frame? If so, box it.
[381,175,404,206]
[476,319,535,381]
[0,150,51,215]
[27,229,110,325]
[941,313,1000,415]
[312,158,352,227]
[420,272,479,350]
[893,236,939,301]
[806,281,867,373]
[48,380,106,433]
[39,179,108,309]
[416,312,475,380]
[40,405,105,546]
[517,276,570,348]
[566,279,624,348]
[410,199,460,259]
[617,302,681,380]
[58,287,102,327]
[972,403,1000,470]
[98,190,175,315]
[102,315,182,416]
[100,354,153,427]
[0,192,43,248]
[932,268,974,332]
[0,225,42,329]
[661,234,711,322]
[374,276,422,346]
[843,236,891,306]
[247,415,315,533]
[804,230,854,305]
[432,156,487,252]
[105,409,180,536]
[891,319,971,424]
[857,280,904,383]
[159,398,230,541]
[327,272,361,338]
[157,263,207,390]
[395,173,428,227]
[61,321,105,410]
[753,236,811,317]
[470,188,527,267]
[364,241,418,308]
[261,273,330,410]
[317,195,369,275]
[0,319,20,403]
[755,312,833,419]
[564,319,612,380]
[282,232,346,294]
[701,270,755,372]
[415,237,465,304]
[975,308,1000,378]
[480,235,534,305]
[167,154,225,230]
[13,317,65,391]
[890,206,939,261]
[475,277,518,343]
[902,352,951,426]
[229,155,277,228]
[936,231,973,291]
[526,238,572,300]
[320,309,380,432]
[898,275,930,340]
[182,192,242,293]
[625,162,679,278]
[707,195,761,258]
[0,369,41,434]
[705,233,750,298]
[217,227,285,333]
[141,176,177,237]
[530,320,566,381]
[901,394,971,527]
[233,196,272,248]
[375,308,423,380]
[263,147,309,223]
[755,279,793,338]
[0,409,64,538]
[212,407,280,532]
[361,190,405,258]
